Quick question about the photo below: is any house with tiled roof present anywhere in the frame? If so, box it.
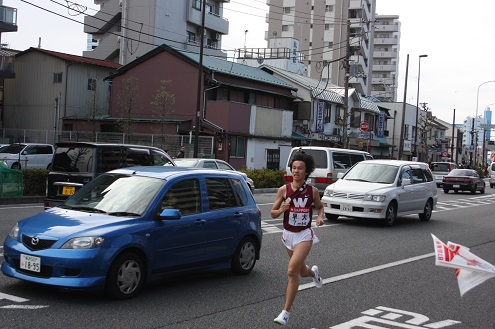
[103,44,297,169]
[2,47,121,139]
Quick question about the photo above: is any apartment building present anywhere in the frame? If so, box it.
[371,14,400,101]
[266,0,376,97]
[83,0,229,65]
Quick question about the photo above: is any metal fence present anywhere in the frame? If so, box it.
[0,128,214,158]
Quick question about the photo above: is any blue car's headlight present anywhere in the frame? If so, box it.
[61,237,105,249]
[9,223,19,239]
[364,194,386,202]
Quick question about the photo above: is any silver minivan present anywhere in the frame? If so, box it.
[284,146,373,194]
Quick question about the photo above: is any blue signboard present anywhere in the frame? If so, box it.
[316,102,325,133]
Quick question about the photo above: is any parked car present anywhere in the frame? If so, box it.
[44,142,175,208]
[430,162,458,187]
[2,166,262,299]
[321,160,437,226]
[489,162,495,188]
[442,169,485,194]
[285,146,373,195]
[174,158,255,193]
[0,143,54,170]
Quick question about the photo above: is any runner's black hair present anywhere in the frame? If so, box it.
[290,151,315,179]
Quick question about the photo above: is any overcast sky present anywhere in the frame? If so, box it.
[5,0,495,125]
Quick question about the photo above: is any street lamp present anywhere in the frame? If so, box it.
[414,54,427,161]
[474,80,495,166]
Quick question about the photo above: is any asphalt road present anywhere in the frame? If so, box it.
[0,187,494,329]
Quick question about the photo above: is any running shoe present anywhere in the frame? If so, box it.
[312,265,322,288]
[274,310,290,325]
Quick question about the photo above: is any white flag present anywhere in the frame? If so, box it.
[431,234,495,296]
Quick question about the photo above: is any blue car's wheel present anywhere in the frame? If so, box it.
[231,237,257,275]
[107,252,144,299]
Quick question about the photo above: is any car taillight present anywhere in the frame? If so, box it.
[283,170,293,182]
[315,173,332,185]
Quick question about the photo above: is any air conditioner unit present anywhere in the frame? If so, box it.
[117,36,121,43]
[214,33,221,40]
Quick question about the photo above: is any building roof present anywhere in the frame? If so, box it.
[261,65,343,103]
[16,47,122,69]
[106,44,296,91]
[178,51,296,90]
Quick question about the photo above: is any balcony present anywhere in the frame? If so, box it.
[0,5,17,33]
[374,37,398,45]
[372,64,397,72]
[373,50,397,59]
[188,1,229,34]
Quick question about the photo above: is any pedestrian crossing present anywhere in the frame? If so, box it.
[261,195,495,235]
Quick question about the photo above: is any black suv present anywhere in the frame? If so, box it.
[44,142,175,208]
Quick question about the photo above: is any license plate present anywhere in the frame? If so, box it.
[435,175,442,180]
[20,254,41,273]
[453,184,460,188]
[341,204,352,212]
[62,186,76,195]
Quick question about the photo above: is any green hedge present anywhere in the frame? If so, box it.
[239,168,285,189]
[18,168,283,197]
[22,169,49,196]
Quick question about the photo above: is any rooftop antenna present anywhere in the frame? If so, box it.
[38,37,41,48]
[244,30,248,49]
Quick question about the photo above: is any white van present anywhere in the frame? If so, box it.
[489,162,495,188]
[284,146,373,194]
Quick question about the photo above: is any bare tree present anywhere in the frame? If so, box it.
[117,76,140,143]
[86,78,102,142]
[417,104,436,162]
[150,80,176,150]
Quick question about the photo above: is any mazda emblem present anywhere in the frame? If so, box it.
[31,237,39,245]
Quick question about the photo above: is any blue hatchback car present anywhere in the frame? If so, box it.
[2,166,262,299]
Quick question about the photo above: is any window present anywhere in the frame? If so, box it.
[206,177,244,210]
[53,72,63,83]
[325,5,334,12]
[326,42,333,48]
[325,24,333,30]
[187,31,196,43]
[333,153,352,169]
[88,78,97,91]
[411,167,426,183]
[283,7,292,14]
[203,161,218,169]
[152,149,174,166]
[350,111,361,128]
[161,179,201,215]
[325,104,331,123]
[230,136,245,158]
[125,148,152,166]
[217,161,233,170]
[282,24,293,31]
[404,124,410,140]
[266,149,280,170]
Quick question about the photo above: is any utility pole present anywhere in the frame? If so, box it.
[398,54,409,160]
[342,20,351,149]
[193,0,207,157]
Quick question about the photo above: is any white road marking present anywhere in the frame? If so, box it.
[298,253,434,291]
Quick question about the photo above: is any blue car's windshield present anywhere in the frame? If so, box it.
[62,173,165,216]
